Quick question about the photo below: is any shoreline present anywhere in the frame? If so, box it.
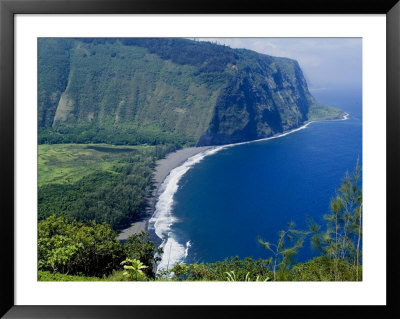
[117,146,212,240]
[117,112,348,241]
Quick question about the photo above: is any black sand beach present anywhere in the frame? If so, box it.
[117,146,211,240]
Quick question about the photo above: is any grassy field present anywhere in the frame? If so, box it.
[307,104,344,121]
[38,143,152,187]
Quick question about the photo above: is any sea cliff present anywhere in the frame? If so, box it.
[38,38,342,147]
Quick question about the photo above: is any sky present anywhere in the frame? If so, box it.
[197,38,362,92]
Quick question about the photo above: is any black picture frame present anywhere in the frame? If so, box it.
[1,0,399,318]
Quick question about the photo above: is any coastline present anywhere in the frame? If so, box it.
[117,111,348,241]
[117,146,212,240]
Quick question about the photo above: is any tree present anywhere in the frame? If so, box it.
[258,221,306,281]
[38,215,124,277]
[124,231,163,278]
[290,256,362,281]
[38,233,83,274]
[309,162,362,280]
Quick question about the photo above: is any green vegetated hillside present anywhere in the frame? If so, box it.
[38,38,343,147]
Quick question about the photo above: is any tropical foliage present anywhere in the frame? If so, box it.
[167,257,273,282]
[38,215,124,277]
[121,258,148,281]
[38,216,160,279]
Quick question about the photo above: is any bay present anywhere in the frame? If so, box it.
[158,88,362,267]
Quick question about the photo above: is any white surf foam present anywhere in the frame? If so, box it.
[184,240,191,258]
[151,113,349,272]
[149,147,226,272]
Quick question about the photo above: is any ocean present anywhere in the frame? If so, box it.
[149,87,362,271]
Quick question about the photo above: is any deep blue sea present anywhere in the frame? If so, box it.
[150,88,362,269]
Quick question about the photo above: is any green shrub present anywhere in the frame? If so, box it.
[38,271,103,281]
[290,256,362,281]
[168,257,273,281]
[38,215,124,277]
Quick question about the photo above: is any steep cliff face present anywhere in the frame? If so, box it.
[38,38,342,146]
[38,38,72,129]
[197,54,317,145]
